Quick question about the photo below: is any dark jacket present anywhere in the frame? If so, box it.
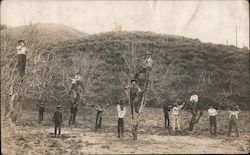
[54,111,62,124]
[39,106,44,114]
[163,105,171,114]
[71,106,77,115]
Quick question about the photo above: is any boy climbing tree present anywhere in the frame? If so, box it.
[69,72,84,97]
[123,79,142,119]
[16,40,28,77]
[134,52,153,79]
[190,91,199,104]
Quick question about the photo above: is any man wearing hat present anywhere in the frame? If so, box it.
[163,102,171,128]
[134,52,154,79]
[53,105,63,137]
[16,40,27,77]
[124,79,141,118]
[117,100,126,138]
[171,102,185,132]
[38,103,45,122]
[208,104,219,136]
[227,105,240,137]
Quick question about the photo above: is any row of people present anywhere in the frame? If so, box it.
[163,103,241,137]
[37,100,240,138]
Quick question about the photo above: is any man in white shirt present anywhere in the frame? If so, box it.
[134,52,154,79]
[16,40,27,77]
[208,105,219,135]
[228,105,240,137]
[190,91,198,104]
[172,102,185,132]
[117,101,126,138]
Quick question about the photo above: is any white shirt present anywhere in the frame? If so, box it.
[190,95,198,103]
[17,46,27,55]
[75,75,81,81]
[208,108,218,116]
[117,104,126,118]
[172,104,184,116]
[71,75,81,84]
[229,110,239,119]
[144,57,153,68]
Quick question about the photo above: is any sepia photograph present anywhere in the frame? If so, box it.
[1,0,249,154]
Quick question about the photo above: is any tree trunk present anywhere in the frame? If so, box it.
[132,124,138,140]
[189,117,196,131]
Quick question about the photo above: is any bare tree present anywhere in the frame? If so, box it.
[56,52,108,107]
[118,41,172,140]
[1,23,57,123]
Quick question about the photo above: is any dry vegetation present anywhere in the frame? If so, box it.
[2,106,249,154]
[1,24,249,154]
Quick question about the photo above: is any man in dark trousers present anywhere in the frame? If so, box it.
[53,105,62,137]
[208,105,219,136]
[117,100,126,138]
[227,105,240,137]
[95,104,104,130]
[16,40,27,77]
[38,103,45,122]
[163,103,171,128]
[124,80,141,119]
[134,52,153,79]
[69,104,77,126]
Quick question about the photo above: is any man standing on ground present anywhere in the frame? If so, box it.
[38,103,45,122]
[54,105,62,137]
[95,104,104,130]
[163,103,171,128]
[16,40,27,77]
[208,105,219,136]
[172,102,185,132]
[227,105,240,137]
[117,101,126,138]
[69,104,77,126]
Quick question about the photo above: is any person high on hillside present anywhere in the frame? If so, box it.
[208,105,219,136]
[190,91,198,104]
[171,102,185,132]
[69,104,78,126]
[134,52,154,79]
[69,72,84,96]
[16,40,27,77]
[124,80,141,118]
[95,104,104,130]
[227,105,240,137]
[53,105,63,137]
[117,100,126,138]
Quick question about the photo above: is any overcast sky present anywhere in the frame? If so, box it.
[1,0,249,48]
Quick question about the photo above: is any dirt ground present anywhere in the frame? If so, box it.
[1,106,250,154]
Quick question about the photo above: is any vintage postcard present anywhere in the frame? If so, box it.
[1,0,249,154]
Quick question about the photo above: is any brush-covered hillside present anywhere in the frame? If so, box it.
[43,31,249,109]
[1,27,249,112]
